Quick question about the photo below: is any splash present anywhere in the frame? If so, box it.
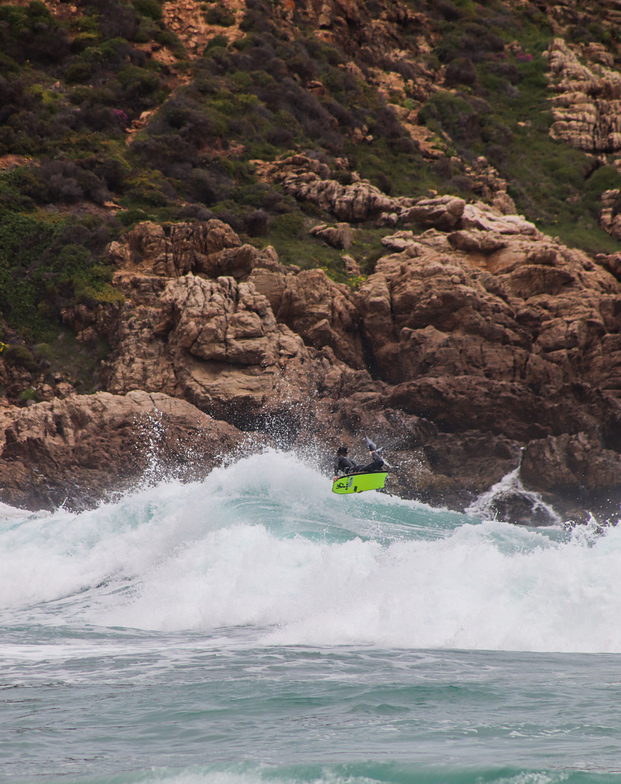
[1,451,620,653]
[466,465,562,526]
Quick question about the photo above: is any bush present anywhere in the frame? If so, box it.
[444,58,477,87]
[0,3,71,66]
[116,64,164,111]
[204,3,236,26]
[214,209,244,233]
[0,211,119,337]
[132,133,198,173]
[186,169,226,205]
[117,207,151,226]
[244,208,269,236]
[239,0,274,33]
[124,169,173,206]
[133,0,162,21]
[419,91,482,146]
[5,346,38,373]
[81,0,140,40]
[177,204,214,222]
[37,159,110,204]
[82,155,128,192]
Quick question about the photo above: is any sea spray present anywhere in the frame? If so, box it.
[466,464,562,527]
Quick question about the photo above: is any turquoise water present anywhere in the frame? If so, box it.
[2,451,621,784]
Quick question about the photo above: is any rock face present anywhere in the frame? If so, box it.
[274,156,395,222]
[100,221,369,430]
[546,38,621,154]
[353,211,621,519]
[7,199,621,522]
[0,391,245,511]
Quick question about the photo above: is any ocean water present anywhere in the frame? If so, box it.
[2,451,621,784]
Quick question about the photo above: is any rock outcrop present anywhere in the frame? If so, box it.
[274,156,396,222]
[546,38,621,154]
[6,197,621,523]
[97,220,374,433]
[0,390,245,510]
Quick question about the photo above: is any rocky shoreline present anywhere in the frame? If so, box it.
[3,175,621,525]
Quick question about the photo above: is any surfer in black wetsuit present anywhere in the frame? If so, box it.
[333,439,388,481]
[333,446,356,481]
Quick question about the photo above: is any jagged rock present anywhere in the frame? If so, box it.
[597,251,621,280]
[342,255,361,276]
[447,230,507,254]
[250,268,365,368]
[310,222,354,249]
[352,214,621,517]
[545,38,621,153]
[106,219,271,280]
[400,195,465,230]
[599,189,621,241]
[521,431,621,497]
[380,197,530,235]
[101,269,372,430]
[381,231,421,253]
[485,492,559,527]
[274,156,394,221]
[459,203,540,235]
[0,390,246,511]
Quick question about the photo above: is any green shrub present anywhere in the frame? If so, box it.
[132,0,162,21]
[204,3,235,26]
[418,90,482,146]
[5,346,38,373]
[117,207,151,226]
[0,211,120,338]
[206,33,229,51]
[124,170,172,206]
[19,388,38,404]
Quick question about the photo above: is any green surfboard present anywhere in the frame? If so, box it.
[332,472,388,494]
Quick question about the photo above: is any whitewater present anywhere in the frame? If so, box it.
[2,451,621,784]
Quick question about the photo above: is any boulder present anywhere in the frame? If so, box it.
[106,219,270,280]
[0,391,245,511]
[310,222,355,249]
[401,195,465,230]
[274,156,395,221]
[103,272,326,427]
[520,431,621,494]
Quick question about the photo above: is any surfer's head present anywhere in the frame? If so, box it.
[337,446,348,456]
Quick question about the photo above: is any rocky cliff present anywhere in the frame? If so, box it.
[4,0,621,523]
[5,184,621,523]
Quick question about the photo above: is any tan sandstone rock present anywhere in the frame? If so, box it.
[0,390,245,510]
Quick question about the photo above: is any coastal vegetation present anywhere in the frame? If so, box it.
[2,0,621,384]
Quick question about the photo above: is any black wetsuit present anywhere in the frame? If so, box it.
[334,455,356,475]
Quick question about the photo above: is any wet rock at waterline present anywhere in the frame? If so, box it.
[0,391,246,511]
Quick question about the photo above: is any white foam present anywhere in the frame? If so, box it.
[2,451,621,653]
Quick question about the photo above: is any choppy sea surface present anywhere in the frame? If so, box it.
[2,451,621,784]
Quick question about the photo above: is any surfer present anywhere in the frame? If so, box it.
[333,438,389,481]
[333,445,356,481]
[332,438,391,494]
